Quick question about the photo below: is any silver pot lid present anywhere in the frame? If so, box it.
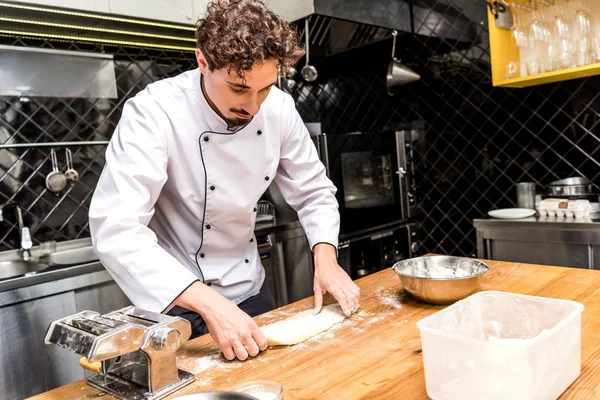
[548,177,590,186]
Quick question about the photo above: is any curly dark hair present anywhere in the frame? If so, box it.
[195,0,304,79]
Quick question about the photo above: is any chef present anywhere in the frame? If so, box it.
[89,0,360,362]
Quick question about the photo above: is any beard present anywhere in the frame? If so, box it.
[225,109,252,128]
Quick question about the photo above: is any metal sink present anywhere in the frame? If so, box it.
[0,260,50,281]
[39,246,98,266]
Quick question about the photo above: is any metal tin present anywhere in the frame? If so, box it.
[546,177,592,196]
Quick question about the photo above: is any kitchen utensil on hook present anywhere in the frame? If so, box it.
[286,66,297,79]
[45,148,67,193]
[64,148,79,183]
[278,66,298,93]
[301,18,318,82]
[387,30,420,95]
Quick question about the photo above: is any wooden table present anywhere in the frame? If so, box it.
[31,259,600,399]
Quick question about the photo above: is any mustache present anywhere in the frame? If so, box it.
[230,108,250,116]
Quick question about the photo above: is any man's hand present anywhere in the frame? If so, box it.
[313,243,360,316]
[174,281,267,361]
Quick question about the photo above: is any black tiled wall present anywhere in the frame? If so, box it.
[292,0,600,257]
[1,0,599,258]
[0,38,195,251]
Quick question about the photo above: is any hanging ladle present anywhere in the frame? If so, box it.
[45,148,67,193]
[64,148,79,183]
[386,30,420,95]
[301,18,318,82]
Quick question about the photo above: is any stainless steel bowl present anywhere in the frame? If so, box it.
[172,392,257,399]
[392,256,488,305]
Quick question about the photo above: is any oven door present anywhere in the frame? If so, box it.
[338,222,420,280]
[315,131,418,235]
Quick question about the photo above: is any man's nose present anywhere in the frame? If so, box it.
[243,95,260,116]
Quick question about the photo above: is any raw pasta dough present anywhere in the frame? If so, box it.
[261,304,346,346]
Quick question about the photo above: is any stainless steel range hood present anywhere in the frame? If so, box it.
[269,0,478,57]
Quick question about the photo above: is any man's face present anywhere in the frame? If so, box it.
[196,49,278,128]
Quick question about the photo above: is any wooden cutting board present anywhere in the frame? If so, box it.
[30,258,600,399]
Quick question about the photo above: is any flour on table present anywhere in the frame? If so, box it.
[377,288,405,310]
[177,347,280,389]
[177,350,242,375]
[176,292,408,387]
[260,304,346,346]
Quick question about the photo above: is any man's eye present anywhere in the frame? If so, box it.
[230,87,244,93]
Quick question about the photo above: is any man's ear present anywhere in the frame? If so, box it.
[196,49,209,74]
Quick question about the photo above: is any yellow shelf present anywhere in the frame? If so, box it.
[488,7,600,88]
[495,62,600,88]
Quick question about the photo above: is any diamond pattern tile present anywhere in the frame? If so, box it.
[0,36,195,251]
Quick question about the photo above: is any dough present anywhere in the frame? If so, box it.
[261,304,346,346]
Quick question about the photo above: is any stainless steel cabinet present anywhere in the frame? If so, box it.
[0,292,81,400]
[277,225,315,303]
[74,280,131,314]
[258,222,315,307]
[487,240,590,269]
[0,269,131,399]
[593,246,600,271]
[474,218,600,270]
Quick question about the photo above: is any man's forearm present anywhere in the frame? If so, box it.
[313,242,337,262]
[173,280,218,316]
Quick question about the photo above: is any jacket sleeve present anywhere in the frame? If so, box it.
[89,97,198,313]
[274,96,340,250]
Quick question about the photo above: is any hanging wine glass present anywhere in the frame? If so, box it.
[576,0,592,36]
[510,2,530,48]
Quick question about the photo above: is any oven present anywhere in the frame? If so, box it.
[338,221,420,280]
[311,129,423,236]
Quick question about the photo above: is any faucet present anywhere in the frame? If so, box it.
[0,203,33,261]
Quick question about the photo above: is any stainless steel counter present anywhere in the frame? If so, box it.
[0,262,108,306]
[0,261,106,299]
[474,216,600,231]
[474,217,600,270]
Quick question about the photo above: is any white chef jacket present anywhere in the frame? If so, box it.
[89,69,339,313]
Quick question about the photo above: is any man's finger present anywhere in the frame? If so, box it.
[241,335,260,358]
[350,285,360,312]
[232,340,249,361]
[330,286,353,316]
[253,328,268,351]
[313,286,324,314]
[222,345,236,361]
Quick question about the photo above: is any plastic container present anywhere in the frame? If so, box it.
[416,291,584,400]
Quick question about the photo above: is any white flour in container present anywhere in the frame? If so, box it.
[488,329,551,347]
[406,263,472,278]
[398,257,483,279]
